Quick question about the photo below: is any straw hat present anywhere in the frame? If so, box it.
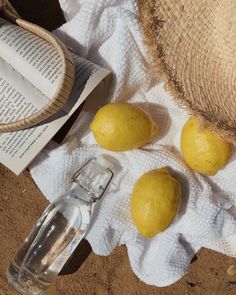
[139,0,236,143]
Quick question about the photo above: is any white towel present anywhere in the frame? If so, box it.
[30,0,236,287]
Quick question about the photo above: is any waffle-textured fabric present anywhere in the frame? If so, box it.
[30,0,236,287]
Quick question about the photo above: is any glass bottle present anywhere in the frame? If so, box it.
[6,156,114,295]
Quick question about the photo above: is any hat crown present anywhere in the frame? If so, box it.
[139,0,236,143]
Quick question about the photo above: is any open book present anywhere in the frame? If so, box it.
[0,16,112,175]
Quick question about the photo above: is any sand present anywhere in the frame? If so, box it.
[0,0,236,294]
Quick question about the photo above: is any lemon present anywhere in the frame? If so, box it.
[181,117,232,176]
[90,103,158,151]
[131,168,181,238]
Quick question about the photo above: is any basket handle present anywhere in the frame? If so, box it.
[0,17,75,132]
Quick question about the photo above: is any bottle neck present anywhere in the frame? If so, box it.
[70,183,94,204]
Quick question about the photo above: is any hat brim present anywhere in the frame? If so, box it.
[139,0,236,143]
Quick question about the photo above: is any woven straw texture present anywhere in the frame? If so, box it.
[0,1,75,132]
[139,0,236,143]
[0,0,19,18]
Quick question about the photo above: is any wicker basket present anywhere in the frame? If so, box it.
[0,0,75,132]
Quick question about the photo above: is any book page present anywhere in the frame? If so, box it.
[0,17,63,98]
[0,52,111,175]
[0,56,49,124]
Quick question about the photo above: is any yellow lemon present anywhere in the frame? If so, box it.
[90,103,158,151]
[131,168,181,238]
[181,117,232,176]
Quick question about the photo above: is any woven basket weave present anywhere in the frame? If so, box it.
[139,0,236,144]
[0,0,75,132]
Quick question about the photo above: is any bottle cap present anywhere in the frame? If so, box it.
[71,156,114,202]
[96,154,115,171]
